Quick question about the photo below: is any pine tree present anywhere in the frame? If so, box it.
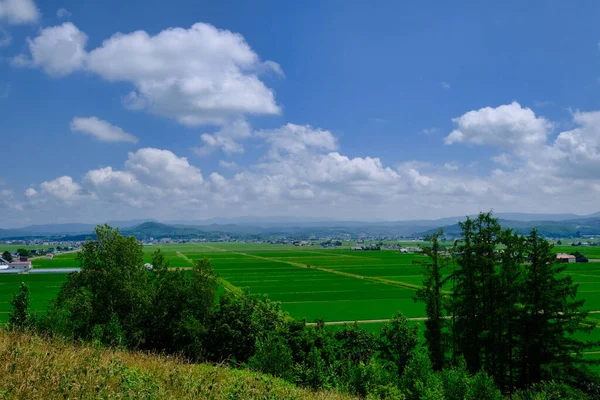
[414,229,448,370]
[495,229,526,394]
[448,212,502,373]
[518,229,596,387]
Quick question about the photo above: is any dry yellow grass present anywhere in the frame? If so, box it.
[0,330,355,399]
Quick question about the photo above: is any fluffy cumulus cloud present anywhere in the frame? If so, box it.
[194,119,252,156]
[14,103,600,224]
[21,121,504,222]
[445,102,551,149]
[256,123,338,158]
[40,176,85,201]
[124,148,204,188]
[0,0,39,24]
[440,103,600,212]
[70,117,138,143]
[12,22,87,76]
[550,111,600,178]
[14,22,282,125]
[447,103,600,182]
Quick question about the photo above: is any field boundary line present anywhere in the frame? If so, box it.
[194,244,443,292]
[299,250,375,260]
[309,311,600,326]
[175,251,241,295]
[306,317,429,326]
[217,249,431,292]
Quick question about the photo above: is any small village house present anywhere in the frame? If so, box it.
[556,253,576,263]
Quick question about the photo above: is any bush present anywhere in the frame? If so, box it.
[8,282,31,329]
[513,381,588,400]
[248,331,294,381]
[346,358,399,398]
[465,371,503,400]
[208,290,286,363]
[379,313,419,380]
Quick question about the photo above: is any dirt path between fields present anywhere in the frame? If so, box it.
[196,244,429,292]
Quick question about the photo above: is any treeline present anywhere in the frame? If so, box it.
[6,215,600,399]
[417,213,599,397]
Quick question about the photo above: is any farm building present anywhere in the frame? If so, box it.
[0,259,33,274]
[556,253,576,263]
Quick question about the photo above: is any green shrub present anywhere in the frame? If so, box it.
[248,332,294,381]
[513,381,588,400]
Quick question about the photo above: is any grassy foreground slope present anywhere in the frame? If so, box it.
[0,330,353,400]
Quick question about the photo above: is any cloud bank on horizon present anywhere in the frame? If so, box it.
[2,0,600,227]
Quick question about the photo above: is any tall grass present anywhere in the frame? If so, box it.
[0,330,354,399]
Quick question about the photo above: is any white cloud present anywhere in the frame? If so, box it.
[16,107,600,225]
[445,102,552,149]
[70,116,139,143]
[15,22,282,125]
[56,7,70,18]
[194,119,252,156]
[0,188,22,211]
[549,110,600,178]
[257,123,338,158]
[13,22,87,76]
[124,148,204,188]
[40,176,85,201]
[492,153,512,167]
[87,23,281,125]
[24,187,37,197]
[0,0,39,24]
[441,81,451,90]
[219,160,238,169]
[443,161,459,171]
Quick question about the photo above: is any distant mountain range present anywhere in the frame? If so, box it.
[2,212,600,240]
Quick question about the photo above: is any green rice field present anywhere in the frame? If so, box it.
[3,241,600,355]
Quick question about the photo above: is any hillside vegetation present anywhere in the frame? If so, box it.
[0,330,352,400]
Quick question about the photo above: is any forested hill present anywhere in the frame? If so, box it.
[419,217,600,238]
[3,214,600,240]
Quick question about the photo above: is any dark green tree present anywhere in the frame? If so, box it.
[8,282,31,329]
[495,229,526,393]
[414,229,448,370]
[448,212,502,374]
[150,248,169,272]
[518,229,596,387]
[378,312,419,379]
[44,225,151,347]
[1,250,13,262]
[16,248,29,258]
[334,322,378,365]
[208,290,286,363]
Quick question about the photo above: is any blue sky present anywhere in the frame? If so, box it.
[2,0,600,227]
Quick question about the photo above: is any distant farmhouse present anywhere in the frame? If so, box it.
[556,253,576,263]
[0,257,33,274]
